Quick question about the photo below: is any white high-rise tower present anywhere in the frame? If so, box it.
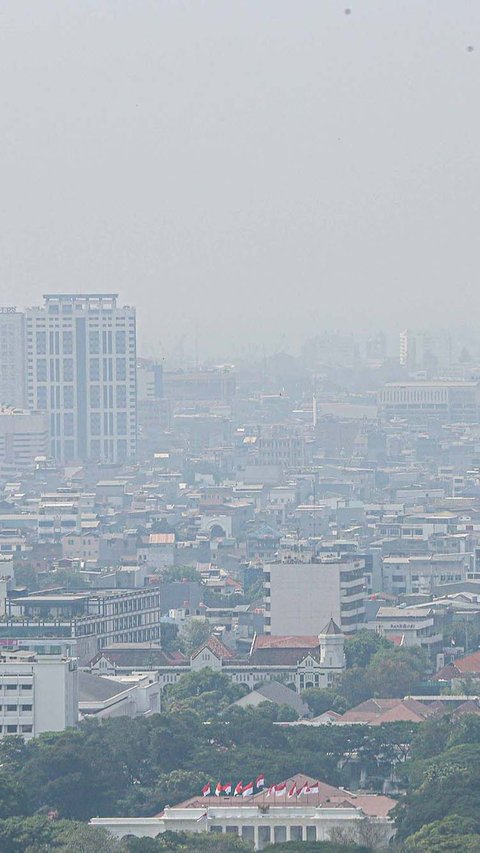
[26,294,136,463]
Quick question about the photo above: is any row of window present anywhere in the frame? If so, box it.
[0,724,32,734]
[0,704,32,712]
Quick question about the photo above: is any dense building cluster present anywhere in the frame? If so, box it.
[3,304,480,847]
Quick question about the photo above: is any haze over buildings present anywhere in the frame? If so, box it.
[1,2,480,356]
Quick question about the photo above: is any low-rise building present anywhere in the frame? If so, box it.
[150,621,346,695]
[0,408,49,469]
[79,670,160,719]
[3,587,162,663]
[91,773,395,850]
[0,650,78,739]
[374,606,443,654]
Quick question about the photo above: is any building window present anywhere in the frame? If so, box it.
[89,331,100,354]
[116,385,127,408]
[36,331,46,354]
[63,331,73,354]
[116,358,126,381]
[90,385,100,408]
[115,331,126,353]
[89,359,100,381]
[90,413,101,436]
[63,385,74,409]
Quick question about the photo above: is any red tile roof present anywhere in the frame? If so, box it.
[158,773,395,818]
[253,635,320,649]
[191,635,235,661]
[436,650,480,680]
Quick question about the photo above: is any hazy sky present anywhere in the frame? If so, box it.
[0,1,479,360]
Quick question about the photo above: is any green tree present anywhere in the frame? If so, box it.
[12,564,38,591]
[0,816,127,853]
[404,815,480,852]
[365,646,427,698]
[395,742,480,838]
[177,620,211,655]
[336,666,373,708]
[344,630,391,669]
[301,688,347,717]
[163,668,247,713]
[160,566,200,583]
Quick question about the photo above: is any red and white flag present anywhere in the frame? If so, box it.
[242,781,254,797]
[234,781,243,797]
[266,784,275,797]
[255,773,265,789]
[309,781,319,795]
[222,783,232,796]
[201,783,211,797]
[297,782,309,796]
[215,782,223,797]
[274,783,287,797]
[287,783,297,799]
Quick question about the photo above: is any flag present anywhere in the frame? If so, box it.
[242,781,254,797]
[309,781,319,795]
[215,782,222,797]
[234,781,243,797]
[222,783,232,795]
[255,773,265,789]
[274,783,287,797]
[266,785,275,797]
[287,783,297,799]
[201,783,211,797]
[196,811,207,821]
[297,782,309,796]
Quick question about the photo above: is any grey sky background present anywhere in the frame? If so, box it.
[0,1,479,360]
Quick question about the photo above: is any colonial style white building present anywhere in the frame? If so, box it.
[91,773,395,850]
[90,620,346,696]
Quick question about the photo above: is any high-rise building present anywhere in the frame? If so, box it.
[26,294,136,463]
[399,329,452,370]
[0,307,25,408]
[264,557,366,635]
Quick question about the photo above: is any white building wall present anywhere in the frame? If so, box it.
[0,655,78,739]
[265,560,365,635]
[0,409,49,467]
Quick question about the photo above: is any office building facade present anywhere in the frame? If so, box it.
[0,307,25,408]
[0,408,49,469]
[264,557,366,635]
[26,294,136,463]
[0,652,78,740]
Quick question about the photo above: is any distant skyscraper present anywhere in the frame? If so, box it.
[399,328,452,371]
[0,307,25,408]
[26,294,136,463]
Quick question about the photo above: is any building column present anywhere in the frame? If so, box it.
[254,825,260,850]
[286,825,291,841]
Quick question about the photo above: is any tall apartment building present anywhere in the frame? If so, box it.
[25,294,136,464]
[264,557,365,635]
[0,651,78,740]
[0,307,25,408]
